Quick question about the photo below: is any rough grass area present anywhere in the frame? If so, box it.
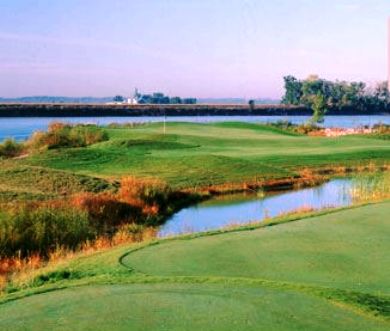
[0,203,389,331]
[16,122,390,189]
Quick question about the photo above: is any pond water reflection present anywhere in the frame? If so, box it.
[159,176,381,237]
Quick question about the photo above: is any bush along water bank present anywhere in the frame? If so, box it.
[0,138,24,159]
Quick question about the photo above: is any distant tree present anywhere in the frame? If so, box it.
[361,81,389,111]
[153,92,164,98]
[309,93,327,124]
[170,97,182,104]
[301,76,328,107]
[248,99,255,111]
[281,74,389,113]
[113,95,125,102]
[374,81,389,104]
[183,98,197,104]
[161,96,170,104]
[281,76,303,105]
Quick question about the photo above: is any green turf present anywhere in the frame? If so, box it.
[11,122,390,189]
[1,284,388,331]
[0,162,114,202]
[123,202,390,294]
[0,203,389,330]
[0,122,389,329]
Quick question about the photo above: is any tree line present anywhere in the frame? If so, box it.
[281,75,389,122]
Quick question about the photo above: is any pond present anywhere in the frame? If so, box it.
[1,115,389,141]
[158,175,387,237]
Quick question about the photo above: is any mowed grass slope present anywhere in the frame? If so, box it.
[15,122,390,189]
[0,203,389,330]
[123,202,390,294]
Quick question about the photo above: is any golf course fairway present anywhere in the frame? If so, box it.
[0,202,389,330]
[6,122,389,195]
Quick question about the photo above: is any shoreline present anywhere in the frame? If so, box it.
[0,103,389,117]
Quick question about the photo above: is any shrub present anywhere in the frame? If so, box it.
[293,123,322,135]
[27,122,108,150]
[0,138,24,158]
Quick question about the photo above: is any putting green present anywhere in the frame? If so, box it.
[0,284,388,331]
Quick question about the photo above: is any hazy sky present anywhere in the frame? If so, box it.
[0,0,389,98]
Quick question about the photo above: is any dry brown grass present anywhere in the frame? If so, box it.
[71,191,140,228]
[304,163,390,176]
[0,255,42,291]
[119,176,172,215]
[350,174,390,204]
[192,175,325,196]
[0,176,172,275]
[26,122,108,151]
[0,224,157,291]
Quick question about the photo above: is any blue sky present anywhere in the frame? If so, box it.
[0,0,389,98]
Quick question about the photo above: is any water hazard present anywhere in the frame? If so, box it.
[158,175,386,237]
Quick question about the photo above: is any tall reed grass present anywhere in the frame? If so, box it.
[0,204,92,258]
[0,175,199,281]
[350,173,390,203]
